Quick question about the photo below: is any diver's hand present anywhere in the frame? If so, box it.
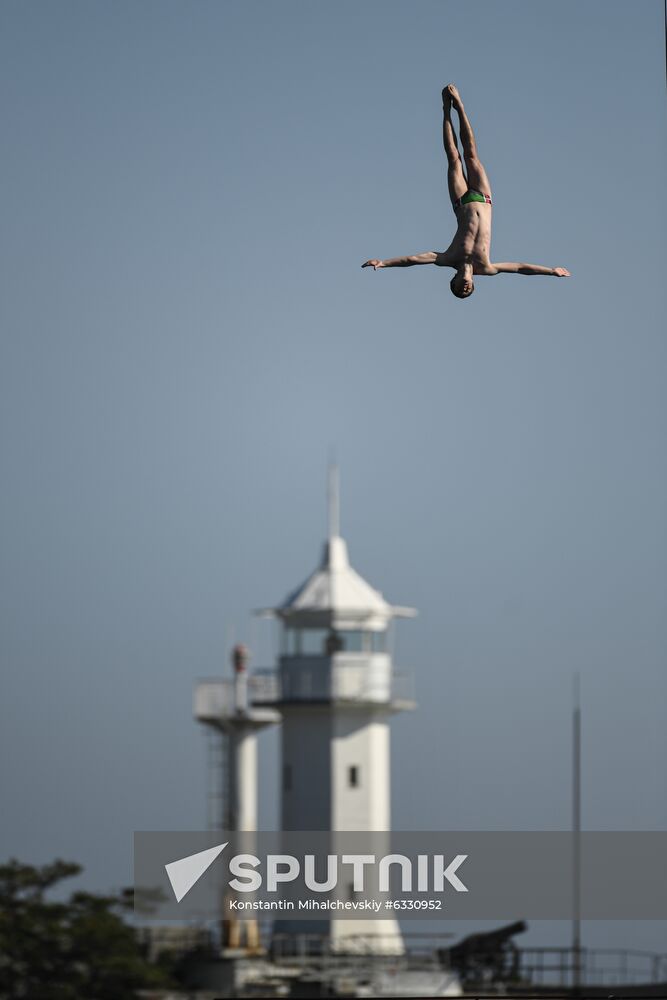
[553,267,571,277]
[362,259,384,270]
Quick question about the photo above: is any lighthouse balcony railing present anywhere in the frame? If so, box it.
[258,654,414,705]
[194,674,280,721]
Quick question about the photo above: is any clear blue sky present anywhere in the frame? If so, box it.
[1,0,665,951]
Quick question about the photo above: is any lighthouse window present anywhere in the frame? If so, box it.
[283,629,301,655]
[371,632,386,653]
[334,631,386,652]
[283,628,386,655]
[339,631,363,651]
[300,629,330,655]
[348,765,360,788]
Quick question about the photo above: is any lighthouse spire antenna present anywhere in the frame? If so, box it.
[328,461,340,539]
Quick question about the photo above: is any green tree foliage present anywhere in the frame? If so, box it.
[0,859,171,999]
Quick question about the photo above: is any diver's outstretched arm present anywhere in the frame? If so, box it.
[491,262,571,277]
[362,252,451,270]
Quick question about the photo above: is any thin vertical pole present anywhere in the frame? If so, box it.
[328,462,340,538]
[572,672,582,992]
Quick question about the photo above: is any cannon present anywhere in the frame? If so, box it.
[439,920,528,985]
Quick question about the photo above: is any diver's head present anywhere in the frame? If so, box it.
[450,263,474,299]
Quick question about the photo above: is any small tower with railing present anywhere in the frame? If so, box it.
[194,644,280,951]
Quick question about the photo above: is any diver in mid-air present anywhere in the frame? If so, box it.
[362,84,571,299]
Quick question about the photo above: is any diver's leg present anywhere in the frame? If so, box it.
[446,84,492,197]
[442,90,467,207]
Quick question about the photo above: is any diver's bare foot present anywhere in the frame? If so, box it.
[445,83,462,107]
[442,86,452,108]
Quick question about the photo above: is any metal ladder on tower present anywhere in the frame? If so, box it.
[206,726,228,832]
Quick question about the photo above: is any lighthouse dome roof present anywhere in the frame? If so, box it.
[259,534,416,632]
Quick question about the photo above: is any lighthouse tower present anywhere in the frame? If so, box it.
[259,468,416,953]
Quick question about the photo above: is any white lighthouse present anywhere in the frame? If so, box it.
[194,469,417,955]
[258,467,417,953]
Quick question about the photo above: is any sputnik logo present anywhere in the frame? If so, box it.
[165,842,227,902]
[165,844,469,902]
